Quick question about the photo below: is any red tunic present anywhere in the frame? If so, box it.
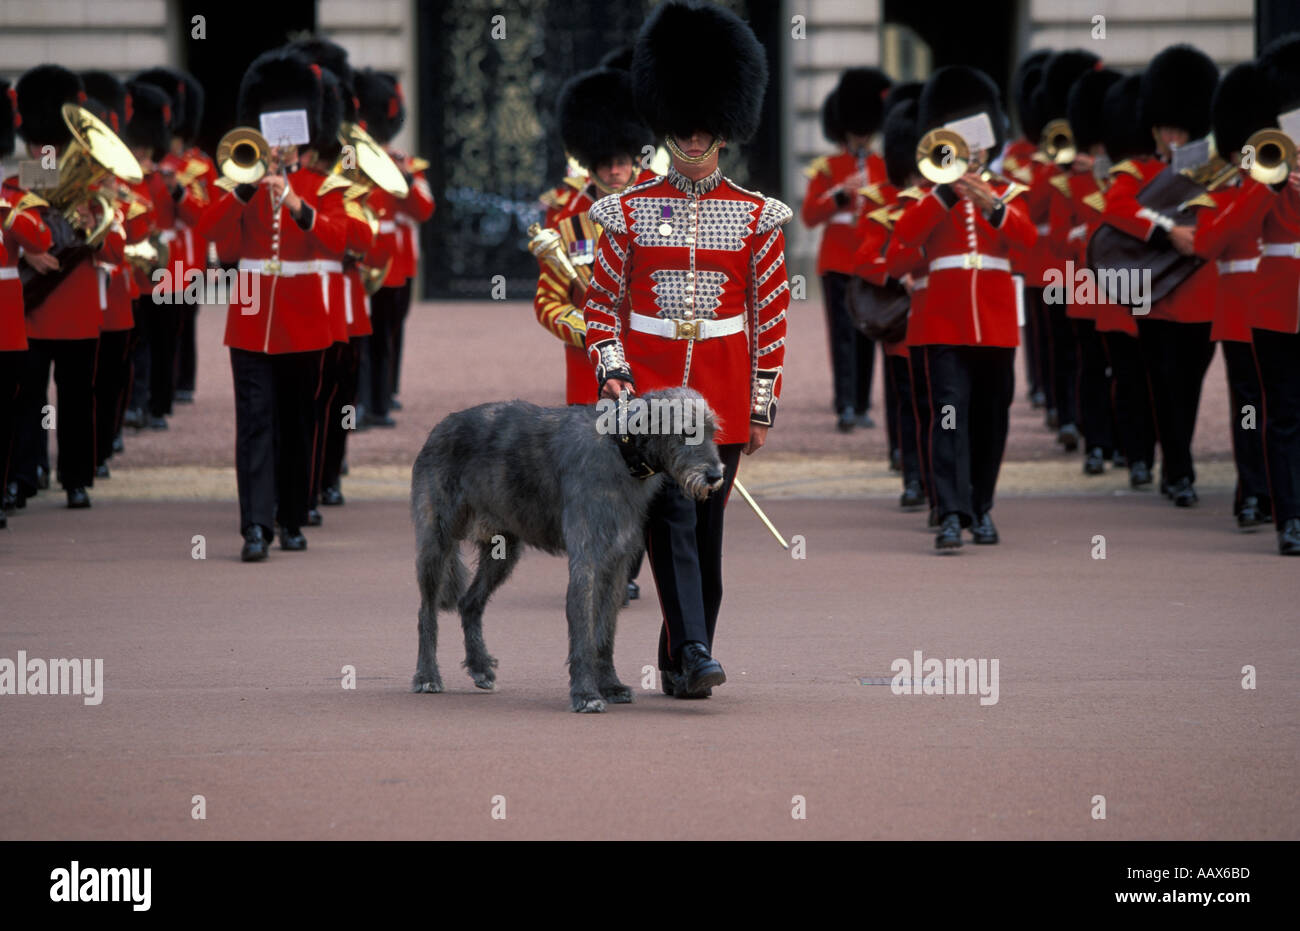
[849,181,914,358]
[893,181,1037,348]
[197,168,349,354]
[171,148,219,289]
[0,184,54,350]
[1002,142,1057,286]
[1253,180,1300,334]
[800,150,887,275]
[370,154,434,286]
[1190,178,1275,343]
[582,168,791,444]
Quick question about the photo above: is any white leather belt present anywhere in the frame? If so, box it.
[238,258,341,277]
[629,311,744,341]
[929,253,1011,273]
[829,210,856,226]
[0,266,19,280]
[1067,223,1088,242]
[158,229,179,243]
[1217,258,1259,274]
[911,275,928,290]
[378,221,398,233]
[1036,223,1050,236]
[1261,242,1300,258]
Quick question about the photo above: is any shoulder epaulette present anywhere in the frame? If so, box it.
[999,182,1030,203]
[866,206,894,229]
[1082,191,1106,213]
[622,173,661,196]
[756,197,793,233]
[1049,175,1072,198]
[589,192,626,235]
[1181,193,1219,211]
[215,177,240,193]
[563,175,586,191]
[861,183,886,205]
[803,155,833,179]
[316,174,352,196]
[344,200,369,223]
[897,186,925,201]
[1109,159,1144,180]
[1032,151,1054,165]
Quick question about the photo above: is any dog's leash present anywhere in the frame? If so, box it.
[616,389,657,479]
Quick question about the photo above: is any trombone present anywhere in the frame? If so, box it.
[215,126,271,185]
[1040,119,1076,166]
[916,127,1019,202]
[1243,128,1296,185]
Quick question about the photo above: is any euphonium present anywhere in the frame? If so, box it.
[216,127,271,185]
[915,128,969,184]
[332,122,410,198]
[1040,119,1076,166]
[35,104,143,246]
[1244,128,1296,186]
[527,222,579,284]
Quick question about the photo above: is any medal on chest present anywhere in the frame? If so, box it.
[658,204,673,238]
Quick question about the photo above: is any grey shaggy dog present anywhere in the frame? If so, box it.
[410,387,725,713]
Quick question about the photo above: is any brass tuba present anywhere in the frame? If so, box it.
[216,127,271,185]
[35,103,143,246]
[1040,119,1077,166]
[915,128,970,184]
[332,122,410,198]
[1244,128,1296,185]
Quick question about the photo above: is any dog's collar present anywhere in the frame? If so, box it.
[616,434,657,480]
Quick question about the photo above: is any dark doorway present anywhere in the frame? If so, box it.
[179,0,316,156]
[883,0,1020,100]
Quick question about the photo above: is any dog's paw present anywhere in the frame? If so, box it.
[599,683,634,703]
[411,674,444,694]
[571,694,607,713]
[470,670,496,691]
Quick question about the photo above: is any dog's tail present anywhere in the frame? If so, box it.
[412,471,466,613]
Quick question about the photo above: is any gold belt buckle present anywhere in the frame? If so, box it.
[962,253,983,270]
[262,258,282,276]
[1292,244,1300,259]
[674,319,698,340]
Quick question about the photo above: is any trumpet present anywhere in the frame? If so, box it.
[1040,119,1076,166]
[35,104,143,246]
[916,127,969,184]
[1244,128,1296,185]
[332,122,410,198]
[216,127,271,185]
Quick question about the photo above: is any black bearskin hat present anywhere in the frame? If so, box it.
[1034,49,1100,126]
[883,81,922,117]
[16,64,84,148]
[0,79,16,158]
[1066,67,1121,152]
[833,67,892,137]
[288,36,356,122]
[1259,32,1300,114]
[314,67,345,162]
[821,88,843,145]
[1013,49,1051,139]
[238,48,324,145]
[883,99,919,188]
[80,71,129,137]
[1212,62,1278,161]
[558,66,653,171]
[631,0,768,144]
[918,65,1006,152]
[124,80,171,160]
[1139,44,1219,138]
[355,68,403,144]
[134,67,203,144]
[1102,73,1153,163]
[599,45,633,71]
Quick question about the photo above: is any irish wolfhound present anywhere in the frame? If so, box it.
[410,387,724,712]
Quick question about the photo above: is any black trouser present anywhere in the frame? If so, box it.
[368,283,406,417]
[1100,331,1156,469]
[0,349,24,492]
[890,354,921,486]
[1048,305,1077,428]
[909,345,935,508]
[176,304,199,392]
[1136,319,1214,487]
[821,272,875,415]
[321,338,361,494]
[1220,340,1271,515]
[128,303,150,414]
[1031,290,1055,409]
[230,347,324,538]
[144,301,181,418]
[1074,318,1113,455]
[392,278,413,397]
[1252,328,1300,526]
[1022,285,1042,395]
[884,351,900,458]
[650,442,744,672]
[309,341,348,511]
[922,345,1015,527]
[13,337,97,492]
[94,329,132,466]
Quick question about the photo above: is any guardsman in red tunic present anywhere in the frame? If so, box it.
[534,65,655,407]
[1004,51,1052,412]
[121,81,179,431]
[1093,74,1158,487]
[1114,45,1224,507]
[197,49,348,561]
[11,66,111,510]
[0,78,55,526]
[355,69,435,426]
[801,68,890,432]
[852,87,926,510]
[1053,65,1122,475]
[584,1,788,698]
[894,66,1037,551]
[1255,35,1300,555]
[135,67,215,406]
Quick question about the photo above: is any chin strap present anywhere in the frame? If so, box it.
[666,135,722,165]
